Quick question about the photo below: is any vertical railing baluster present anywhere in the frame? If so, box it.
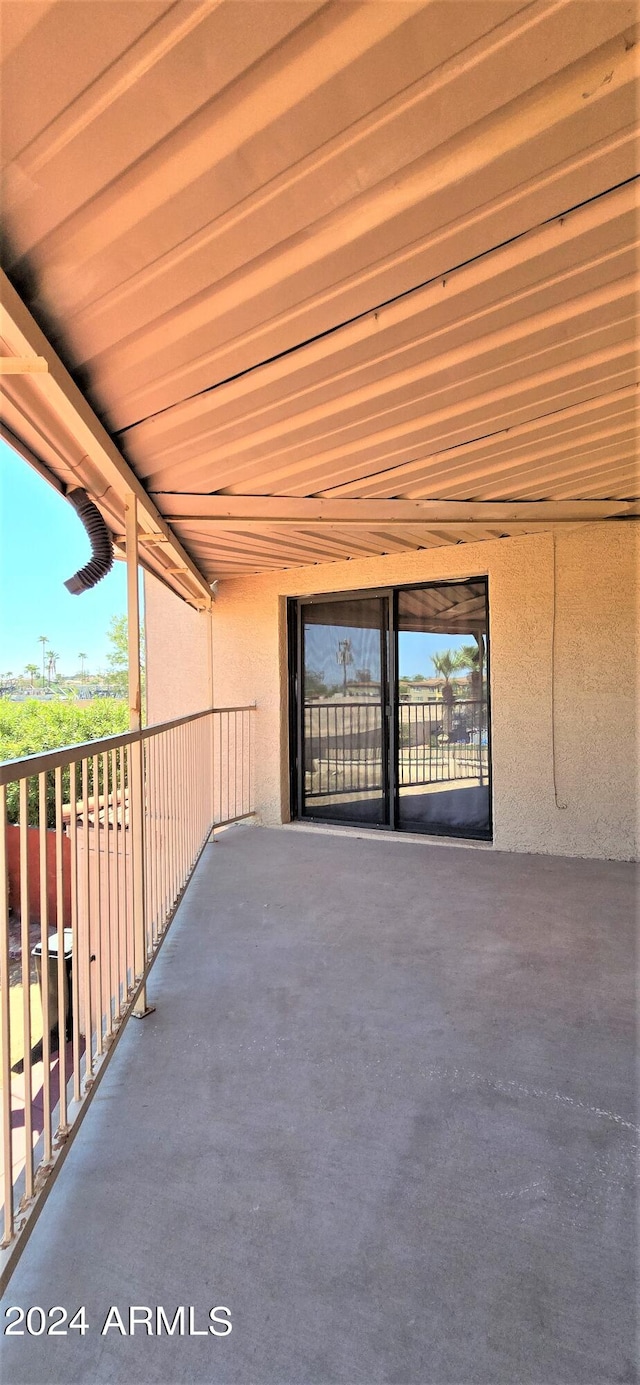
[150,734,157,945]
[173,726,180,891]
[206,718,210,834]
[145,740,152,961]
[19,779,33,1200]
[239,711,243,817]
[91,755,103,1059]
[157,733,163,930]
[151,733,159,938]
[0,783,14,1247]
[144,739,152,954]
[162,733,169,909]
[102,752,112,1039]
[225,713,229,823]
[150,737,157,953]
[188,724,194,853]
[196,721,201,846]
[38,772,52,1164]
[191,724,197,850]
[198,721,204,840]
[169,730,176,904]
[157,732,164,933]
[162,730,169,927]
[68,762,81,1104]
[197,722,203,843]
[54,767,67,1134]
[182,724,188,868]
[169,728,174,910]
[81,759,93,1081]
[219,713,223,825]
[130,734,146,989]
[121,746,130,998]
[110,749,121,1024]
[186,724,192,863]
[177,725,182,882]
[178,726,185,882]
[187,722,193,860]
[174,727,181,884]
[189,721,196,857]
[199,721,204,839]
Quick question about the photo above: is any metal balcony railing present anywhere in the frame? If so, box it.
[0,705,255,1278]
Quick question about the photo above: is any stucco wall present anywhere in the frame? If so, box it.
[144,573,212,724]
[145,525,638,860]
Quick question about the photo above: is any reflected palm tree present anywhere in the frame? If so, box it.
[432,649,466,738]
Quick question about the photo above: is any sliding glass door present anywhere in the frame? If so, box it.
[298,595,388,825]
[291,578,491,838]
[396,581,490,836]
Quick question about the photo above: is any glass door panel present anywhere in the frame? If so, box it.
[301,596,387,825]
[396,581,491,836]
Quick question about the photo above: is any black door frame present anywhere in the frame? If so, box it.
[288,576,492,840]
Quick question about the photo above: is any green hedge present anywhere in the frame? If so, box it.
[0,699,128,826]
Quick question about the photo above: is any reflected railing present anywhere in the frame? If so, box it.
[304,699,488,799]
[397,700,489,787]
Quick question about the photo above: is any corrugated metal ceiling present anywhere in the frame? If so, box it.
[1,0,638,584]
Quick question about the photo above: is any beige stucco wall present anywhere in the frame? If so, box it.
[145,524,638,860]
[144,574,212,724]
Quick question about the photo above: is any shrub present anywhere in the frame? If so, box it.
[0,699,128,826]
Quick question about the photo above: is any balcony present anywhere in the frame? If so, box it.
[0,4,637,1374]
[0,808,636,1382]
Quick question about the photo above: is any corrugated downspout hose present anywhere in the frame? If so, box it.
[64,487,114,594]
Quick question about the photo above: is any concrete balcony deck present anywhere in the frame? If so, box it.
[1,825,636,1384]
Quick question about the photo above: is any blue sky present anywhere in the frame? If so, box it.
[304,618,470,682]
[398,630,468,678]
[0,440,132,677]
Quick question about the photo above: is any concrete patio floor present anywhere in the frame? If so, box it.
[1,825,637,1384]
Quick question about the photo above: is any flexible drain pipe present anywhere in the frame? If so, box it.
[64,487,114,593]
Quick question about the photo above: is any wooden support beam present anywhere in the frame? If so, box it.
[0,356,48,374]
[156,496,637,526]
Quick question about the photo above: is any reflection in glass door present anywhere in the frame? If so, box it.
[397,581,490,836]
[299,596,387,825]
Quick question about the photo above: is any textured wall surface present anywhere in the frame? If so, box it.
[147,526,638,860]
[144,574,211,725]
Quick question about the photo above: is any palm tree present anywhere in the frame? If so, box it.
[432,649,466,738]
[46,649,59,685]
[78,651,88,683]
[24,663,38,690]
[458,636,485,699]
[431,649,466,696]
[336,638,353,692]
[38,634,48,688]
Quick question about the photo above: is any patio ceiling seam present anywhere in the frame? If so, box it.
[115,173,640,438]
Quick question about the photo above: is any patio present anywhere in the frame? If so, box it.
[1,824,636,1384]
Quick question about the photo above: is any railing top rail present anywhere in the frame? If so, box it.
[0,704,256,784]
